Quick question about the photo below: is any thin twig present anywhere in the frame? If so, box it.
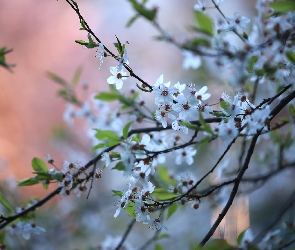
[115,219,136,250]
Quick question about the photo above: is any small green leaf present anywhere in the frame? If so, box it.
[199,136,212,151]
[194,11,214,36]
[289,104,295,117]
[237,229,247,245]
[80,19,87,30]
[199,112,214,135]
[95,92,120,102]
[157,233,169,240]
[126,14,140,27]
[75,39,97,49]
[209,111,227,118]
[183,37,211,50]
[245,83,253,93]
[112,161,125,171]
[246,56,258,72]
[111,190,123,197]
[180,121,200,130]
[18,178,39,187]
[220,100,230,111]
[0,231,5,243]
[33,172,53,181]
[152,188,179,200]
[86,33,98,48]
[45,71,68,85]
[114,35,124,57]
[42,182,49,190]
[157,166,177,186]
[92,141,121,150]
[93,129,121,141]
[131,136,140,143]
[54,171,63,182]
[286,51,295,64]
[32,158,48,172]
[0,191,13,212]
[278,117,290,122]
[0,47,15,71]
[71,66,83,86]
[125,202,136,218]
[270,1,295,13]
[166,203,178,220]
[128,0,157,21]
[75,40,89,46]
[123,121,133,139]
[155,243,163,250]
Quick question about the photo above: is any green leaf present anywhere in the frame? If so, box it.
[95,92,120,102]
[0,231,5,243]
[183,37,211,50]
[237,229,247,245]
[270,1,295,13]
[112,161,125,171]
[128,0,157,21]
[42,182,49,190]
[246,55,258,72]
[114,35,124,57]
[286,51,295,64]
[157,233,169,240]
[32,158,48,172]
[278,117,290,122]
[71,66,83,86]
[75,40,89,46]
[194,11,214,36]
[157,166,177,186]
[18,178,39,187]
[152,188,179,200]
[87,33,98,48]
[111,190,123,197]
[155,243,163,250]
[245,83,253,93]
[209,111,227,118]
[75,39,97,49]
[80,19,87,30]
[166,203,178,220]
[54,171,63,182]
[123,121,133,139]
[33,172,53,181]
[125,202,136,218]
[220,100,230,111]
[180,121,200,130]
[131,136,140,143]
[92,141,121,150]
[199,136,212,151]
[289,104,295,117]
[45,71,68,85]
[0,191,13,212]
[93,129,121,141]
[199,112,214,135]
[0,47,15,71]
[126,14,140,27]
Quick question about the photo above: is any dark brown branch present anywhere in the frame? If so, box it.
[115,219,136,250]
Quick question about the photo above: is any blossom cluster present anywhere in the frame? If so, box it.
[7,0,295,249]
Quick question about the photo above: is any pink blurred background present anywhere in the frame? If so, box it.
[0,0,253,179]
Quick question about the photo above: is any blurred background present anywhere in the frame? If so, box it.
[2,0,284,249]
